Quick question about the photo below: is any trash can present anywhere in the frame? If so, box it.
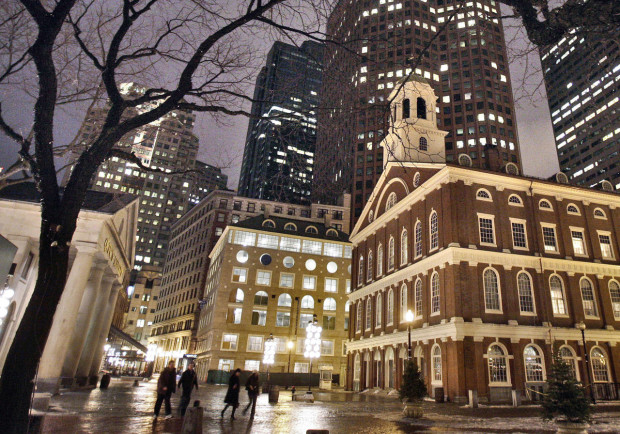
[269,385,280,403]
[434,387,444,403]
[100,373,111,389]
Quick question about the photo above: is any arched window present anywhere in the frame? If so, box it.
[419,137,428,151]
[232,288,244,303]
[326,228,339,237]
[254,290,268,306]
[400,283,408,320]
[476,188,492,201]
[414,346,425,379]
[386,192,397,211]
[580,277,598,317]
[402,98,410,119]
[415,278,423,317]
[358,256,364,286]
[324,297,337,311]
[365,298,372,330]
[429,211,439,250]
[367,250,373,282]
[414,220,422,258]
[559,346,579,380]
[483,268,501,312]
[386,289,394,325]
[356,303,362,332]
[567,203,580,215]
[305,226,318,234]
[375,294,382,328]
[593,208,607,219]
[549,275,567,315]
[388,236,395,270]
[401,229,408,265]
[517,272,535,313]
[524,345,545,382]
[301,295,314,309]
[591,347,610,382]
[431,272,440,314]
[432,344,442,383]
[278,293,292,307]
[508,194,523,206]
[284,223,297,231]
[262,219,276,228]
[377,244,384,276]
[488,344,510,384]
[417,97,427,119]
[539,199,553,210]
[609,280,620,319]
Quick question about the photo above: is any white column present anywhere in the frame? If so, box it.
[37,245,97,393]
[74,276,116,379]
[61,262,107,381]
[88,284,121,379]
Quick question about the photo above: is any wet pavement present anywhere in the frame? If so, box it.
[38,377,620,433]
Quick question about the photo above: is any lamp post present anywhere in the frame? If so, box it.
[287,340,294,373]
[577,321,596,403]
[263,333,276,387]
[304,319,322,392]
[405,309,414,361]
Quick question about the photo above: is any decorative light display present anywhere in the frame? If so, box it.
[263,334,276,365]
[304,321,322,360]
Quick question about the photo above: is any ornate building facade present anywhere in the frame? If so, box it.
[346,77,620,403]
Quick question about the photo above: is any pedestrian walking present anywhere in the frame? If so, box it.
[242,371,260,418]
[178,362,199,416]
[153,360,177,422]
[221,368,241,420]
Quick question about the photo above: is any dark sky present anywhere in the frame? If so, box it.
[0,8,559,191]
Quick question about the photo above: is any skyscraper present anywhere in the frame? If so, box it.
[238,41,323,205]
[188,160,228,207]
[63,83,200,270]
[314,0,521,221]
[540,31,619,189]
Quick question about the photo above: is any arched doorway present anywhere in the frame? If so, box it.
[385,346,395,389]
[363,351,371,389]
[353,353,361,392]
[398,346,407,388]
[373,349,382,388]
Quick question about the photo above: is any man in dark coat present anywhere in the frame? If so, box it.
[242,371,260,418]
[178,362,199,416]
[153,360,177,421]
[221,368,241,420]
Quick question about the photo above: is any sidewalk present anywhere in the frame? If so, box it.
[36,379,620,433]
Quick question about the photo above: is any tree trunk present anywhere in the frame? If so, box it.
[0,219,70,433]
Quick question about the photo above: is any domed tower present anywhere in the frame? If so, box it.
[382,75,448,165]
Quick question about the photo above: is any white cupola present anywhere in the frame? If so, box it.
[381,75,448,165]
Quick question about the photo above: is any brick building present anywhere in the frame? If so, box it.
[346,76,620,403]
[195,215,352,383]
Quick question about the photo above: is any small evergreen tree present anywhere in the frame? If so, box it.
[542,351,591,424]
[400,360,426,402]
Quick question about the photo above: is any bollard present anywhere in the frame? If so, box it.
[468,390,478,408]
[181,400,203,434]
[269,385,280,403]
[100,373,111,389]
[133,379,139,387]
[511,390,520,407]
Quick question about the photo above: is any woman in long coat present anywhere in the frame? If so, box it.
[221,368,241,420]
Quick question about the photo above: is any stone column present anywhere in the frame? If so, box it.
[60,262,107,383]
[37,245,97,393]
[87,284,121,381]
[74,276,116,381]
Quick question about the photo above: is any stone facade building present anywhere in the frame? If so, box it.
[149,190,350,372]
[346,77,620,403]
[194,215,352,383]
[123,265,162,346]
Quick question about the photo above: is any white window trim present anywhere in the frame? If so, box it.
[246,335,264,353]
[477,213,497,247]
[429,210,439,253]
[483,267,503,314]
[365,298,372,331]
[430,271,441,317]
[597,230,616,260]
[593,207,607,220]
[321,339,335,356]
[414,277,423,319]
[376,244,384,277]
[414,219,422,259]
[590,346,612,383]
[279,272,295,288]
[400,227,409,267]
[476,188,493,202]
[507,194,523,207]
[580,276,600,319]
[255,269,272,286]
[324,277,339,293]
[569,226,588,258]
[431,344,442,386]
[566,203,581,216]
[386,288,394,326]
[549,274,570,318]
[540,223,560,254]
[302,275,317,291]
[367,250,374,282]
[231,267,248,283]
[523,343,547,382]
[609,279,620,320]
[221,333,239,351]
[388,236,395,272]
[538,199,554,211]
[399,283,408,323]
[509,217,528,251]
[482,342,514,386]
[559,345,581,382]
[516,270,537,316]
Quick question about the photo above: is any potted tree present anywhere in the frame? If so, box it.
[542,351,591,433]
[400,360,426,418]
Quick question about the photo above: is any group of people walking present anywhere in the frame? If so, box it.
[152,362,261,422]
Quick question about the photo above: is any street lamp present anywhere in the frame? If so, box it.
[405,309,414,361]
[287,340,295,373]
[304,319,322,392]
[577,321,596,403]
[263,333,276,386]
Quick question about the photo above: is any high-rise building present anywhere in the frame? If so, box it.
[148,190,350,371]
[63,83,201,270]
[238,41,324,205]
[314,0,521,221]
[540,31,619,189]
[188,160,228,207]
[124,266,162,346]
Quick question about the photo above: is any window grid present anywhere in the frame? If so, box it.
[365,299,372,330]
[524,346,544,382]
[415,279,423,317]
[488,344,508,383]
[377,245,384,276]
[367,251,373,282]
[479,217,495,245]
[388,237,395,270]
[550,276,567,315]
[431,273,440,314]
[430,212,439,250]
[375,294,382,328]
[484,269,501,311]
[415,222,423,257]
[386,289,394,324]
[599,234,613,259]
[432,345,442,382]
[511,222,527,248]
[325,278,338,293]
[401,229,408,265]
[517,273,535,313]
[571,230,586,255]
[400,284,408,320]
[609,281,620,319]
[591,348,610,382]
[580,279,598,317]
[542,226,558,252]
